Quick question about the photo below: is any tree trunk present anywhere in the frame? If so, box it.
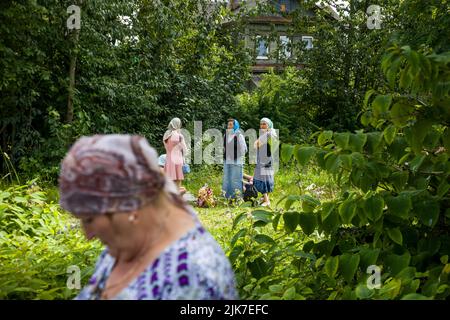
[66,1,83,123]
[67,30,79,124]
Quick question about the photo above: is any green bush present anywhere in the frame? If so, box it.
[0,181,102,299]
[229,46,450,300]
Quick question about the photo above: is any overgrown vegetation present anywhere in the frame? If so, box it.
[0,181,102,299]
[0,0,448,300]
[228,46,450,300]
[0,0,250,181]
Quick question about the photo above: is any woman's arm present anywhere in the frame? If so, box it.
[180,133,188,156]
[238,133,247,155]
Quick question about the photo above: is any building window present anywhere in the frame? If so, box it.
[256,36,269,59]
[302,36,314,50]
[279,36,291,58]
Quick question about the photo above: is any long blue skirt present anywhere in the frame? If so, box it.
[222,163,244,199]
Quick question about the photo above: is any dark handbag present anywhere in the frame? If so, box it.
[243,183,258,204]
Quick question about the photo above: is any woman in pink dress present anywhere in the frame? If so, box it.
[163,118,187,188]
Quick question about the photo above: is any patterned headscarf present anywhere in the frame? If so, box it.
[163,118,182,141]
[59,134,180,217]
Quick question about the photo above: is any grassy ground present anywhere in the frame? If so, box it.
[183,163,336,253]
[0,163,337,299]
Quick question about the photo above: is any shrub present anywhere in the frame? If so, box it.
[0,181,102,299]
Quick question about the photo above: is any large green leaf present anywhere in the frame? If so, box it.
[247,257,269,279]
[387,228,403,245]
[410,119,432,154]
[314,240,335,257]
[423,129,441,150]
[355,284,374,299]
[282,287,296,299]
[379,278,402,299]
[272,213,281,231]
[318,130,333,146]
[409,154,426,173]
[399,66,413,89]
[320,202,336,221]
[359,247,380,270]
[254,234,276,245]
[301,195,321,213]
[372,94,392,118]
[325,153,340,174]
[294,146,317,166]
[339,253,360,283]
[351,152,366,168]
[334,132,350,150]
[390,102,413,127]
[364,194,384,222]
[360,111,372,127]
[389,136,409,161]
[284,195,302,211]
[251,210,273,225]
[298,212,317,236]
[269,285,283,293]
[386,193,412,219]
[281,144,294,163]
[229,245,243,265]
[339,154,352,171]
[232,212,247,230]
[316,150,328,169]
[321,207,340,235]
[324,256,339,278]
[383,125,397,145]
[348,133,367,153]
[283,211,300,233]
[284,194,320,212]
[414,199,440,228]
[366,132,384,154]
[396,267,416,286]
[230,228,247,247]
[385,252,411,276]
[363,89,377,108]
[390,171,409,192]
[339,198,357,224]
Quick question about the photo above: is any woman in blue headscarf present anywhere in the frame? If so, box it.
[252,117,277,207]
[222,118,247,200]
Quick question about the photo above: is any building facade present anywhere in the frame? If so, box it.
[227,0,337,88]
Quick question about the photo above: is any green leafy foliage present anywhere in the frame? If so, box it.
[0,0,250,181]
[229,46,450,300]
[0,182,102,299]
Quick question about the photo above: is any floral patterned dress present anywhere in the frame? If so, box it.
[75,207,238,300]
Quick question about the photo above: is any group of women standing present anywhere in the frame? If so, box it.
[222,117,276,207]
[162,117,276,207]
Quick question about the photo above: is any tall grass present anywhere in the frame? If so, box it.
[0,147,21,185]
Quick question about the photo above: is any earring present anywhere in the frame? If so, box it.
[128,214,136,222]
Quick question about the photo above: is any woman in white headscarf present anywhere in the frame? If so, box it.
[163,118,187,188]
[252,117,277,207]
